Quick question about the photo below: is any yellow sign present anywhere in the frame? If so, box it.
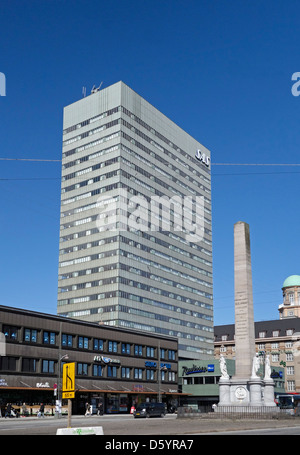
[62,391,75,399]
[62,362,75,392]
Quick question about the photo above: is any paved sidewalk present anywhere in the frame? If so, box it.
[1,414,300,435]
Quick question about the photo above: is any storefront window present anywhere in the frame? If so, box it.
[22,358,36,372]
[107,366,118,377]
[42,360,55,373]
[93,338,103,351]
[0,356,17,371]
[168,350,176,360]
[78,336,89,349]
[119,394,129,413]
[3,325,18,341]
[106,394,119,413]
[77,363,88,375]
[134,368,143,380]
[43,331,56,345]
[146,369,155,380]
[146,346,155,358]
[62,333,73,347]
[108,341,118,353]
[134,344,143,356]
[24,329,37,343]
[121,343,131,354]
[93,365,103,377]
[121,367,130,378]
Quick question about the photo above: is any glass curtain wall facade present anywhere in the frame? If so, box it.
[57,82,213,360]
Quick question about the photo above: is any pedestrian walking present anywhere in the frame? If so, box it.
[97,401,103,416]
[38,403,45,418]
[5,403,12,418]
[85,402,91,416]
[21,403,28,417]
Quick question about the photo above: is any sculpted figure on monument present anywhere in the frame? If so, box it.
[219,354,229,379]
[264,354,271,380]
[251,353,261,378]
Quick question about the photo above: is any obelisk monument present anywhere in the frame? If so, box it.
[217,221,277,410]
[233,221,256,379]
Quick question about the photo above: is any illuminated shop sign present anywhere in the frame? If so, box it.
[195,149,210,168]
[94,355,120,364]
[182,364,215,375]
[36,382,50,388]
[145,361,171,369]
[133,385,144,392]
[271,370,283,379]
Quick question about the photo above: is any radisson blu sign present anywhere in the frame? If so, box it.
[182,364,215,375]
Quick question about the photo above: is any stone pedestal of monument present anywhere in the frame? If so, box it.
[249,377,263,406]
[229,379,250,406]
[218,378,231,406]
[217,377,278,413]
[263,379,277,407]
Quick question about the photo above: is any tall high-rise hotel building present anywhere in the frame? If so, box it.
[57,82,213,360]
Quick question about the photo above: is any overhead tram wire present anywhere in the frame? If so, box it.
[4,171,300,181]
[212,163,300,166]
[1,157,300,165]
[1,159,300,180]
[0,158,62,162]
[213,163,300,176]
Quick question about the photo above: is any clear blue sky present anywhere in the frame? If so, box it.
[1,0,299,325]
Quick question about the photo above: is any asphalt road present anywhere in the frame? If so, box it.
[1,414,300,436]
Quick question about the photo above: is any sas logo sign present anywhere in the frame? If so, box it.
[195,149,210,168]
[94,355,120,364]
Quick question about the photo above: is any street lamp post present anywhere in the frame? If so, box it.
[158,364,167,402]
[55,354,69,419]
[157,342,168,402]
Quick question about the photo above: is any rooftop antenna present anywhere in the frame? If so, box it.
[82,86,86,98]
[91,82,103,94]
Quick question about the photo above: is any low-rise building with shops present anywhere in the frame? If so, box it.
[0,305,181,415]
